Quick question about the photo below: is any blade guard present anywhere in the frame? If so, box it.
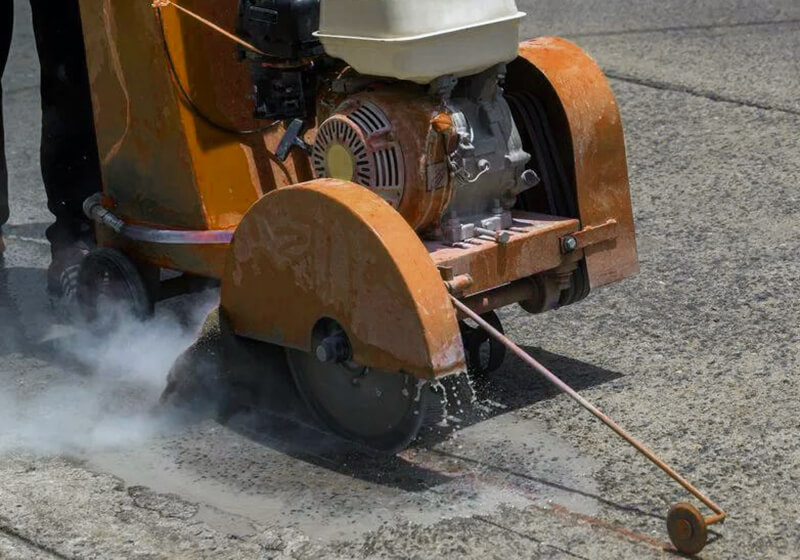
[221,179,466,380]
[507,37,639,289]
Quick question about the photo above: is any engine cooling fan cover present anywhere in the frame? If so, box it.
[312,90,453,232]
[312,102,405,209]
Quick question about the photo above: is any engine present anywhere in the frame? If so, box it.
[237,0,537,243]
[313,71,535,241]
[236,0,324,119]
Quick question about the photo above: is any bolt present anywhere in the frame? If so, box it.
[491,199,504,215]
[562,236,578,253]
[316,342,335,363]
[316,334,350,364]
[521,169,541,188]
[475,227,512,244]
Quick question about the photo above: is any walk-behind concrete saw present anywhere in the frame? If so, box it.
[75,0,724,553]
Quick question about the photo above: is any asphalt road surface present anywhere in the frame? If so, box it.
[1,1,799,558]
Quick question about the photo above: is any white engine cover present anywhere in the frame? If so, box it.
[316,0,525,84]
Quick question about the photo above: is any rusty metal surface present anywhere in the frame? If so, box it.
[426,211,580,297]
[78,0,203,229]
[459,279,538,318]
[220,179,466,380]
[507,38,639,289]
[667,503,709,555]
[565,219,619,253]
[314,87,453,233]
[78,0,312,236]
[443,273,475,296]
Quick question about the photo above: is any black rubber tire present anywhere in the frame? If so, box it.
[76,248,154,324]
[459,311,507,379]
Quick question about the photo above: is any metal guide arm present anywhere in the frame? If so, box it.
[450,295,726,552]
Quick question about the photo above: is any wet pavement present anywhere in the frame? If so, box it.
[1,1,799,558]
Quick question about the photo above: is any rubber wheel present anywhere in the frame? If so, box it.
[459,311,506,379]
[667,502,708,556]
[76,248,154,324]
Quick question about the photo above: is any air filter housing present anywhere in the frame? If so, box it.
[316,0,525,84]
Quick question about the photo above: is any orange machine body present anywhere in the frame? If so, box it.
[78,0,312,276]
[77,2,636,380]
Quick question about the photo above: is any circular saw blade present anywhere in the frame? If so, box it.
[286,349,431,452]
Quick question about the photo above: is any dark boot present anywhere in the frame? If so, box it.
[0,0,13,256]
[29,0,102,295]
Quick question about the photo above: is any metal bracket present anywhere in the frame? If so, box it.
[439,266,474,295]
[561,219,618,254]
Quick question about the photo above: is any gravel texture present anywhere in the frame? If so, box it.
[1,1,798,558]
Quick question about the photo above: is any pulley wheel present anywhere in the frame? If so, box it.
[667,502,708,555]
[286,349,433,452]
[76,248,154,324]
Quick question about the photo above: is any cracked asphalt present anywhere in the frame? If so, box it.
[1,1,799,558]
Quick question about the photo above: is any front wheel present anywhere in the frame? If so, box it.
[76,248,154,324]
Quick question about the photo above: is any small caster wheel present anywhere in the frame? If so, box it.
[76,248,154,324]
[459,310,507,378]
[667,502,708,556]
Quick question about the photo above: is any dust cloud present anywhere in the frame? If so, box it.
[0,294,218,454]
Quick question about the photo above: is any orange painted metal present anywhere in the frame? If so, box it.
[314,87,455,233]
[76,10,638,380]
[427,212,580,297]
[220,179,466,380]
[77,0,313,258]
[458,279,538,318]
[507,38,639,289]
[96,229,228,280]
[567,219,619,253]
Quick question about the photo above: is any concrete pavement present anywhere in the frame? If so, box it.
[1,1,798,558]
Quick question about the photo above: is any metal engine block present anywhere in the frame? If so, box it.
[312,66,536,243]
[442,67,534,243]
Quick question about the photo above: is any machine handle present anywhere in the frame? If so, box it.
[276,119,311,161]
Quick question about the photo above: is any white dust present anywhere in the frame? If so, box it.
[0,294,217,454]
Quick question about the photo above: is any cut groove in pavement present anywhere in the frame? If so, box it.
[0,523,74,560]
[427,447,666,523]
[606,72,800,117]
[474,515,592,560]
[566,17,800,39]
